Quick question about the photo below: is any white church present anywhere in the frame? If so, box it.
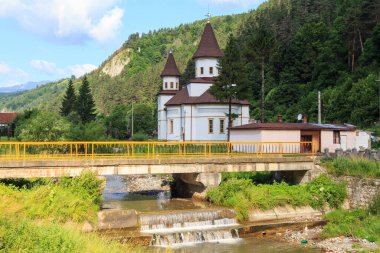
[157,21,250,141]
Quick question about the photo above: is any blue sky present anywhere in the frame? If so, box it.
[0,0,265,88]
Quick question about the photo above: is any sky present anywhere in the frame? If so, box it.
[0,0,266,88]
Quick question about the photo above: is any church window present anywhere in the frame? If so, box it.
[170,82,174,88]
[209,67,213,74]
[208,119,214,134]
[169,119,174,134]
[165,82,168,89]
[219,119,225,134]
[176,82,178,89]
[200,67,204,75]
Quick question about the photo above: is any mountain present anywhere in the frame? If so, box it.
[0,81,50,93]
[0,0,378,127]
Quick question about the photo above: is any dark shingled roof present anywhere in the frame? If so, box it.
[230,123,356,131]
[192,23,223,59]
[165,88,250,106]
[190,77,214,83]
[0,113,17,124]
[160,52,180,77]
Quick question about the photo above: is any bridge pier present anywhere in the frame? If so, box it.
[171,173,222,199]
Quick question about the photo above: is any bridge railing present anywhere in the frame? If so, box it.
[0,141,315,160]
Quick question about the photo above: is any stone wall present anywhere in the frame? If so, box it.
[322,148,380,161]
[334,176,380,209]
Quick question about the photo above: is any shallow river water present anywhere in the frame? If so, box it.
[102,176,320,253]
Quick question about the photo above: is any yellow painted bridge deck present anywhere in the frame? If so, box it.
[0,141,316,178]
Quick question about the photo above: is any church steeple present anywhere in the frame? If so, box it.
[193,22,223,78]
[161,50,180,91]
[192,23,223,59]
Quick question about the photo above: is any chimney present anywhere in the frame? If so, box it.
[277,115,283,123]
[303,116,308,123]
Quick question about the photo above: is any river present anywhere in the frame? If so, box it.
[102,176,320,252]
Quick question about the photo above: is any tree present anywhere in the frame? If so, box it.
[17,112,70,141]
[245,20,276,123]
[60,79,76,117]
[76,76,96,123]
[210,34,248,141]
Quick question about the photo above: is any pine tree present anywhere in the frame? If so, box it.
[60,79,76,117]
[210,34,248,141]
[76,76,96,123]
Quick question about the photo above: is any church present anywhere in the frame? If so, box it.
[157,21,250,141]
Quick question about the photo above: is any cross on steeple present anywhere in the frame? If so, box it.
[206,12,211,23]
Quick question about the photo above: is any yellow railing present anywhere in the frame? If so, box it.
[0,141,315,160]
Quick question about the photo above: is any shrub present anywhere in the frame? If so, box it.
[131,132,148,141]
[322,157,380,178]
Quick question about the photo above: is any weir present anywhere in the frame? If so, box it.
[139,209,240,246]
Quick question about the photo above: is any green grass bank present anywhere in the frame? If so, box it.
[0,172,141,253]
[321,157,380,178]
[207,174,346,221]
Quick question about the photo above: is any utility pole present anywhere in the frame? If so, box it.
[318,91,322,124]
[377,72,380,124]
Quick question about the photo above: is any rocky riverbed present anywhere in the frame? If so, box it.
[122,174,172,193]
[280,226,379,253]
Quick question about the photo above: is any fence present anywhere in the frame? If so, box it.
[0,141,315,160]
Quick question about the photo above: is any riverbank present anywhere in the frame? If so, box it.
[0,172,142,252]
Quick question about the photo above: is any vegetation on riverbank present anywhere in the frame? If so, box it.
[207,174,346,221]
[322,194,380,243]
[322,157,380,178]
[0,172,141,252]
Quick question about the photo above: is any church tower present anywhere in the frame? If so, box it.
[192,21,223,78]
[157,51,180,140]
[161,50,180,91]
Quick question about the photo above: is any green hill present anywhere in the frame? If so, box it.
[0,0,379,128]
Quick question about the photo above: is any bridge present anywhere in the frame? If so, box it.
[0,141,316,180]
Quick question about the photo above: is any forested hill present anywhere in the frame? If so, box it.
[1,0,379,128]
[0,14,246,114]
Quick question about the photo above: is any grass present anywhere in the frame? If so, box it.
[322,194,380,243]
[207,174,346,221]
[0,218,140,253]
[321,157,380,178]
[0,172,143,253]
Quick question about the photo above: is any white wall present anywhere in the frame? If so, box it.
[187,82,212,96]
[162,76,179,90]
[354,131,371,150]
[230,130,261,142]
[321,130,356,151]
[157,94,175,140]
[195,58,219,78]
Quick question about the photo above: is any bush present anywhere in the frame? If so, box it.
[207,174,346,221]
[0,218,136,253]
[222,172,273,184]
[322,208,380,243]
[322,157,380,178]
[131,132,148,141]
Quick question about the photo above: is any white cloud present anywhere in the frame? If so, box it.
[69,64,97,77]
[0,0,124,44]
[0,62,29,87]
[0,63,11,74]
[30,59,62,75]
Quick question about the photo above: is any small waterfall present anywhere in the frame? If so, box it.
[139,209,240,246]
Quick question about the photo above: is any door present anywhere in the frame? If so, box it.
[341,135,347,150]
[301,135,312,153]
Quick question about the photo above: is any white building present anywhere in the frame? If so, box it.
[157,21,250,141]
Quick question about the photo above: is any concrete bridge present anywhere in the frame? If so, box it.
[0,156,315,180]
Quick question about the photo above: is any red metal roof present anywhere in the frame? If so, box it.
[189,77,215,83]
[160,52,181,77]
[0,113,17,124]
[192,23,223,59]
[230,123,356,131]
[165,87,249,106]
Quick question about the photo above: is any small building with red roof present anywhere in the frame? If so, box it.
[229,116,369,152]
[157,20,250,141]
[0,112,17,138]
